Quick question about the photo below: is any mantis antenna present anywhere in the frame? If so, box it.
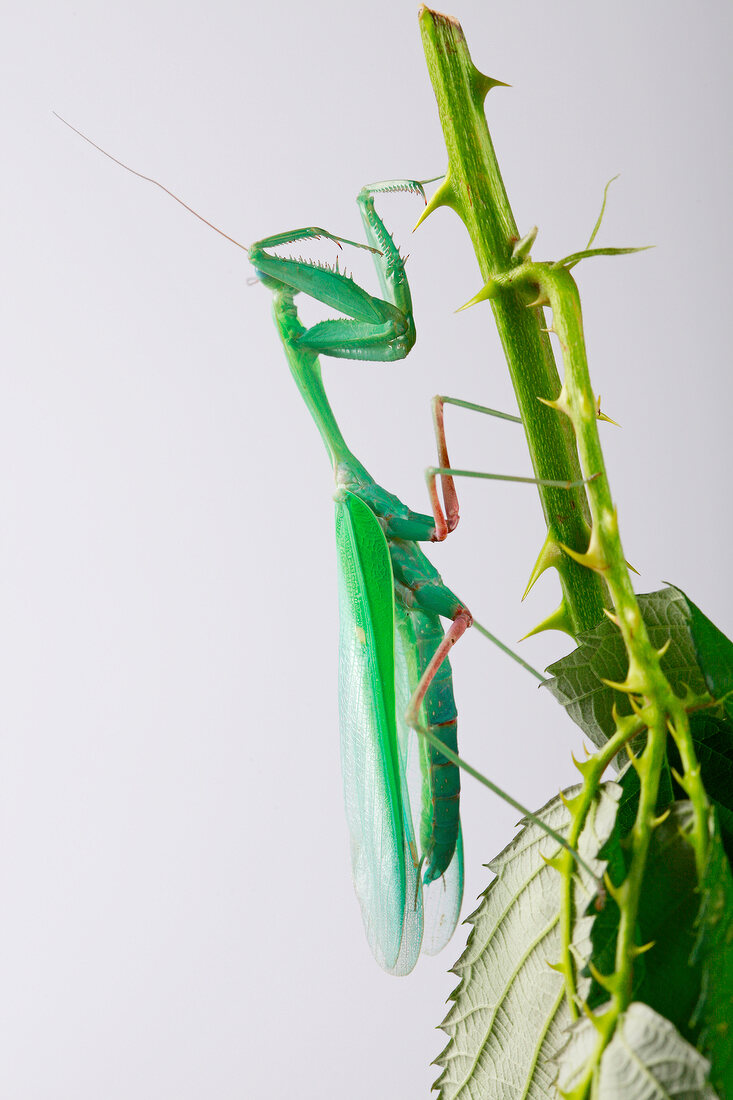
[53,112,250,253]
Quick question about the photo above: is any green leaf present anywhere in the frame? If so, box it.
[585,766,644,1010]
[630,803,701,1039]
[686,716,733,812]
[557,1003,718,1098]
[672,586,733,725]
[434,785,619,1099]
[544,587,708,753]
[587,796,701,1039]
[690,807,733,1099]
[671,713,733,862]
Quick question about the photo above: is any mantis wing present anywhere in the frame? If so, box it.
[422,826,463,956]
[394,604,464,958]
[335,491,423,974]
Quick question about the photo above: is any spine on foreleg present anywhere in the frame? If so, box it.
[413,611,460,885]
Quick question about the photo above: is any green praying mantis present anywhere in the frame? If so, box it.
[251,180,474,974]
[249,180,596,974]
[54,115,597,975]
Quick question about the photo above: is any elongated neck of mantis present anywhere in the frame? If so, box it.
[272,293,362,475]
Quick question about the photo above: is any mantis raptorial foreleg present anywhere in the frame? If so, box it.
[250,181,426,363]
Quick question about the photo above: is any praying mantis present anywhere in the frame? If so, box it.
[250,180,589,974]
[252,181,474,974]
[54,115,594,974]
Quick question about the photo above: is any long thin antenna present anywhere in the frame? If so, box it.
[53,112,249,253]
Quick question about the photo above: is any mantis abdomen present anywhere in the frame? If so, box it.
[405,606,460,885]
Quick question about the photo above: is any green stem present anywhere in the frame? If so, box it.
[491,259,712,1090]
[559,712,646,1015]
[419,12,713,1093]
[418,6,606,638]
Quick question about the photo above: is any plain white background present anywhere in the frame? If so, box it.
[2,1,731,1097]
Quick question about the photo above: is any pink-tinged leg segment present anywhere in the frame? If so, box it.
[429,396,460,541]
[406,609,472,732]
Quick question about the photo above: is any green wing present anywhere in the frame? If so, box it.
[335,491,422,974]
[394,604,464,957]
[422,826,463,956]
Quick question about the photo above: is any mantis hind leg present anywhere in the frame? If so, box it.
[403,604,471,885]
[393,562,471,884]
